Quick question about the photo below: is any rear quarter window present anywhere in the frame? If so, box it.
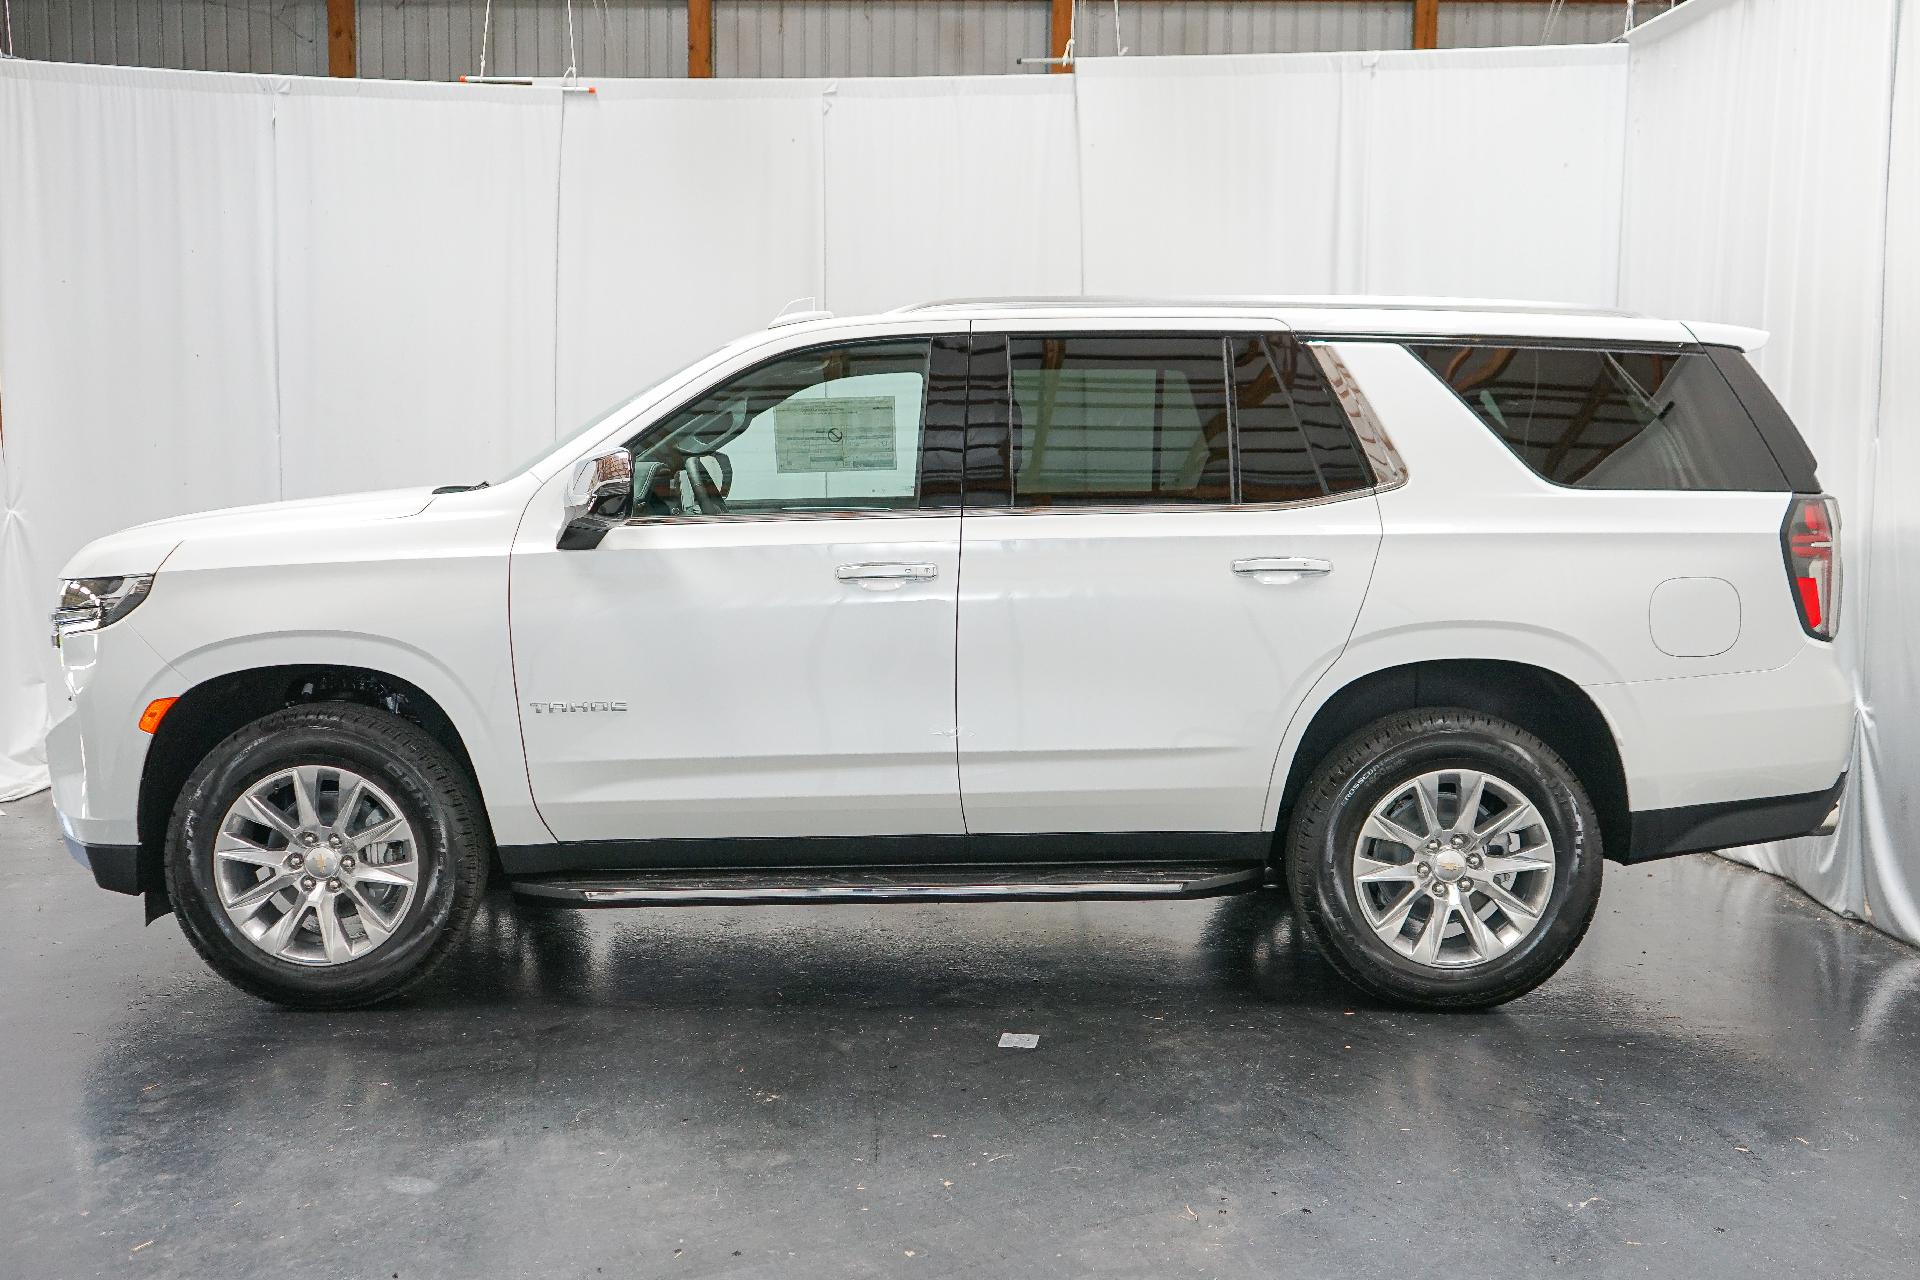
[1410,344,1794,492]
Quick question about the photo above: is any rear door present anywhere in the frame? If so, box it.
[954,324,1386,835]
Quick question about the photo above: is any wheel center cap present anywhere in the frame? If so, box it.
[1433,851,1467,883]
[306,845,337,878]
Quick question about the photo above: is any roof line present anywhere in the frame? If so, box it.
[891,294,1642,319]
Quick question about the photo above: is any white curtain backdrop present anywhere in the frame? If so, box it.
[1861,0,1920,944]
[3,1,1916,947]
[554,79,828,432]
[0,62,281,800]
[1075,45,1627,303]
[275,77,564,498]
[1618,0,1914,941]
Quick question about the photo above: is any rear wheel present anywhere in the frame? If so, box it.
[1285,708,1603,1009]
[164,702,489,1009]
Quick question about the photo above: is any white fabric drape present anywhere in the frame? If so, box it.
[0,63,280,801]
[273,77,564,497]
[3,6,1919,951]
[554,80,829,429]
[823,76,1082,315]
[1853,0,1920,944]
[1073,45,1627,304]
[1619,0,1910,940]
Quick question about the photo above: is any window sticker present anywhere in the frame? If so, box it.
[774,396,898,474]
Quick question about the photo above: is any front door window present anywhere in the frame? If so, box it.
[630,340,932,518]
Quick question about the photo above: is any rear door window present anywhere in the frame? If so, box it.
[1410,344,1792,492]
[971,332,1380,509]
[1006,335,1231,508]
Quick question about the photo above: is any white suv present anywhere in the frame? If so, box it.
[47,298,1851,1010]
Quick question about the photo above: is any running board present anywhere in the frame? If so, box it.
[509,862,1265,907]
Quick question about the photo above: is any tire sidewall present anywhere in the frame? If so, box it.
[169,717,464,999]
[1301,723,1602,1000]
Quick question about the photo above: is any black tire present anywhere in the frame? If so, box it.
[164,702,490,1009]
[1284,708,1603,1010]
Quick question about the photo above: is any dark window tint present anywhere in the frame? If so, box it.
[1232,335,1374,502]
[1705,346,1820,491]
[1413,344,1791,492]
[1008,336,1230,507]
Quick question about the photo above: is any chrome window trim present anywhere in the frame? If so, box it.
[955,484,1393,519]
[621,506,958,528]
[617,485,1395,528]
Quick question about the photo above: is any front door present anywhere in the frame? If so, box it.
[955,328,1385,835]
[511,334,967,843]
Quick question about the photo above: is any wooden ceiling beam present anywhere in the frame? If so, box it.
[326,0,356,77]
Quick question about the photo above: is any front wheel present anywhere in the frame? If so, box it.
[164,702,490,1009]
[1285,708,1603,1010]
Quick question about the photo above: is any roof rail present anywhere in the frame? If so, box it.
[892,294,1639,318]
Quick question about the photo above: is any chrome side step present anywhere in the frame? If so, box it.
[509,862,1265,907]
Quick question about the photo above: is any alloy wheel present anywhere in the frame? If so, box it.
[211,765,420,967]
[1350,768,1556,969]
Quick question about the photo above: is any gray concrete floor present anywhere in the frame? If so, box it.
[3,790,1917,1279]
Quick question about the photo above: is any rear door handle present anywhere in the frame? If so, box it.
[837,562,939,586]
[1232,557,1333,578]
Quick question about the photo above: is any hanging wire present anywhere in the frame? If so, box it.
[1540,0,1569,44]
[1111,0,1128,56]
[2,0,13,58]
[479,0,493,77]
[564,0,579,82]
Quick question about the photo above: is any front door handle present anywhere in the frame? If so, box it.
[837,562,939,588]
[1232,557,1333,579]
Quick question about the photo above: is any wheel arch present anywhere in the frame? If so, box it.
[1272,659,1630,866]
[136,664,496,917]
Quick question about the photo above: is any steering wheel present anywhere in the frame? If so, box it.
[678,451,733,514]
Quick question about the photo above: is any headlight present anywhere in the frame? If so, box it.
[51,575,154,647]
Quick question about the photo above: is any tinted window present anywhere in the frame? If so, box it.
[631,340,931,516]
[1232,335,1375,501]
[1007,336,1230,507]
[1413,344,1791,491]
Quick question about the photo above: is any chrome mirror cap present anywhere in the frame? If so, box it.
[558,448,635,550]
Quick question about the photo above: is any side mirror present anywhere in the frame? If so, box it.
[557,448,635,550]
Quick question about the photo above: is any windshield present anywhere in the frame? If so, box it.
[488,342,740,485]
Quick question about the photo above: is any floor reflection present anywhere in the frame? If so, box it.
[3,790,1916,1279]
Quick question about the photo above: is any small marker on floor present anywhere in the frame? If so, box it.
[998,1032,1039,1049]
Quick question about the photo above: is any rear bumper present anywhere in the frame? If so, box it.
[1584,646,1853,813]
[1621,772,1846,864]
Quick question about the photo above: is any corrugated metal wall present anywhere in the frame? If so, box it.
[1070,1,1409,60]
[715,1,1049,77]
[6,1,328,75]
[359,1,686,80]
[1439,2,1652,49]
[4,2,1657,80]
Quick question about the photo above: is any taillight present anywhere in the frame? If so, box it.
[1782,495,1841,640]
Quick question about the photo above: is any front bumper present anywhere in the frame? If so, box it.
[60,823,144,895]
[47,621,177,853]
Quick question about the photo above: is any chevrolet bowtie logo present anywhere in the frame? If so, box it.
[528,700,629,714]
